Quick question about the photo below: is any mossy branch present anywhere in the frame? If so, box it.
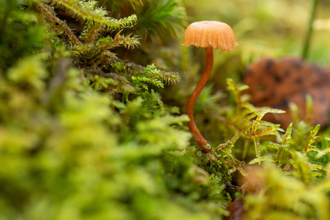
[131,64,164,90]
[72,32,140,65]
[50,0,138,30]
[35,2,81,45]
[36,0,180,92]
[85,69,134,93]
[80,22,102,44]
[106,59,180,86]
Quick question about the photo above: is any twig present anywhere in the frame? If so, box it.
[302,0,319,59]
[35,3,81,46]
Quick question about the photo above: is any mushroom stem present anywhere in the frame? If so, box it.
[186,45,213,153]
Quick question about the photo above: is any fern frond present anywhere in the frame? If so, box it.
[50,0,138,30]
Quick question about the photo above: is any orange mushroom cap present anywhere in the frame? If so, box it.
[182,21,239,51]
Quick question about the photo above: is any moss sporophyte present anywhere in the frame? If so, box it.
[183,21,239,153]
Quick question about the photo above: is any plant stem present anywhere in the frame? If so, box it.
[302,0,318,59]
[186,45,213,153]
[276,148,283,166]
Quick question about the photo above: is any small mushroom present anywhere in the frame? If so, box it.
[183,21,238,153]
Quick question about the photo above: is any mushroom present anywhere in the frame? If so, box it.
[183,21,238,153]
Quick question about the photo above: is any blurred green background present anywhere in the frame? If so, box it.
[180,0,330,87]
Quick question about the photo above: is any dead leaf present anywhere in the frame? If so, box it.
[243,57,330,128]
[223,199,245,220]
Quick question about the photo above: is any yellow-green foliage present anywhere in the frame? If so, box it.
[245,162,330,220]
[190,76,330,219]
